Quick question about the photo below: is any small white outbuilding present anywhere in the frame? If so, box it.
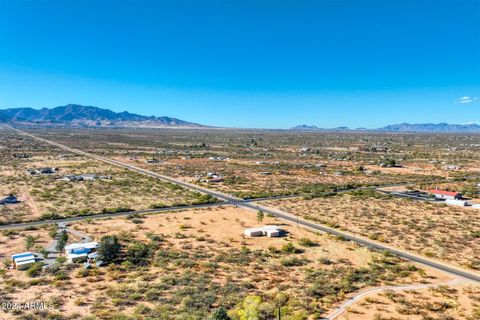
[244,228,265,237]
[11,252,36,270]
[244,225,282,238]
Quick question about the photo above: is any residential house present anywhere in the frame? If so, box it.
[427,189,462,200]
[27,167,58,175]
[205,172,224,182]
[60,174,97,182]
[64,242,99,263]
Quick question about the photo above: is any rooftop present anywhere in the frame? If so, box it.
[65,241,98,251]
[427,189,460,196]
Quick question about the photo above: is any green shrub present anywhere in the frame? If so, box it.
[26,262,43,277]
[281,257,309,267]
[298,238,318,247]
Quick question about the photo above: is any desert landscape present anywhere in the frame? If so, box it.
[0,126,479,320]
[2,2,479,318]
[0,206,462,320]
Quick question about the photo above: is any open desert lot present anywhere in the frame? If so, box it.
[263,193,480,271]
[0,227,51,261]
[1,206,468,320]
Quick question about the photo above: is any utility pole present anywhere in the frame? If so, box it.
[278,306,281,320]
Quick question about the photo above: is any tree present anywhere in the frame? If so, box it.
[210,306,232,320]
[25,235,36,250]
[256,210,264,223]
[56,230,69,252]
[238,296,262,320]
[96,235,121,263]
[380,158,396,167]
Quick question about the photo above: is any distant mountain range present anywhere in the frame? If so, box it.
[291,123,480,133]
[0,104,202,128]
[1,105,478,132]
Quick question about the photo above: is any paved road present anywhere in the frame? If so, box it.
[325,278,467,320]
[6,125,480,283]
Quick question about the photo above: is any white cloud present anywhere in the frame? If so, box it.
[454,96,478,104]
[463,121,480,125]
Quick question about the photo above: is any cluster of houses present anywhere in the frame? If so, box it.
[25,167,112,183]
[11,241,101,271]
[393,188,480,208]
[244,225,282,238]
[426,189,472,207]
[27,167,58,175]
[0,194,19,205]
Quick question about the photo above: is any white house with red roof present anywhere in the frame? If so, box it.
[426,189,462,200]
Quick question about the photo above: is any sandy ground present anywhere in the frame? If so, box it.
[72,206,375,268]
[0,206,452,319]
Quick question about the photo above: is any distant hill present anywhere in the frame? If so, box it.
[290,125,322,131]
[290,124,353,131]
[290,123,480,133]
[0,104,203,128]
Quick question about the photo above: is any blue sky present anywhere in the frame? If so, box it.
[0,0,479,128]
